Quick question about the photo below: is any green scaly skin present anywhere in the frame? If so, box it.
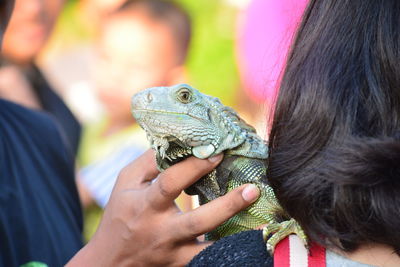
[131,84,308,254]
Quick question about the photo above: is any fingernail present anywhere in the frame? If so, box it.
[208,153,223,163]
[242,184,260,202]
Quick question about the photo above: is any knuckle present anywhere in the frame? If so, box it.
[157,178,175,199]
[184,214,203,236]
[113,190,141,214]
[118,165,131,179]
[224,192,244,213]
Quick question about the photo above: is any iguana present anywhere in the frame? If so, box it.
[131,83,307,254]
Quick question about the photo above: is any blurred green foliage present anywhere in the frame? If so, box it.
[53,1,91,44]
[176,0,240,105]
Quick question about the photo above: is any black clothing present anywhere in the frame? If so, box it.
[188,230,273,267]
[0,99,83,266]
[24,64,81,157]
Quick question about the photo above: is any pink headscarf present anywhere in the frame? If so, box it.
[236,0,309,104]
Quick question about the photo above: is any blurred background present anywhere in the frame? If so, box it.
[39,0,255,120]
[1,0,306,242]
[37,0,262,241]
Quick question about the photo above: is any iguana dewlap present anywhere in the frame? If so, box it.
[131,84,307,254]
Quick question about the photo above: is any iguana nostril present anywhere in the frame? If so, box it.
[146,92,153,103]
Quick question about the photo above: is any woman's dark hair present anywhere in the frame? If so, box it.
[268,0,400,253]
[0,0,14,33]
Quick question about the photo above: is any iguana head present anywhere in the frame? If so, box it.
[131,84,267,170]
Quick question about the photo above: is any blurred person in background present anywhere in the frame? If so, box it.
[0,1,258,266]
[0,0,81,156]
[0,0,84,265]
[77,0,193,240]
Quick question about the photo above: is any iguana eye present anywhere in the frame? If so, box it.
[177,88,192,103]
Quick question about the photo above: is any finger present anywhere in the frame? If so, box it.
[147,154,224,208]
[114,149,159,191]
[176,184,260,238]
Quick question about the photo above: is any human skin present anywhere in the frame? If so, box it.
[0,0,65,108]
[67,150,261,266]
[1,0,65,64]
[0,65,41,109]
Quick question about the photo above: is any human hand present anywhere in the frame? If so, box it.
[67,149,260,267]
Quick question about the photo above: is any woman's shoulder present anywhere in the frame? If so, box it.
[188,230,273,267]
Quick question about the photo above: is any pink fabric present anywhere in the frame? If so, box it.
[236,0,308,104]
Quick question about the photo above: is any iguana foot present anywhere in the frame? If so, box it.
[262,218,308,255]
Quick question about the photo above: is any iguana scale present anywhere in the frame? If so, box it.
[131,84,307,254]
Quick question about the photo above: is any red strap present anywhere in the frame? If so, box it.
[273,235,326,267]
[308,241,326,267]
[274,236,290,267]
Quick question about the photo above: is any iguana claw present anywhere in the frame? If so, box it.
[262,218,308,255]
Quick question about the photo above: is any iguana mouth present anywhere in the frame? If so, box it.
[160,141,208,197]
[162,141,192,166]
[132,108,185,116]
[132,109,209,123]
